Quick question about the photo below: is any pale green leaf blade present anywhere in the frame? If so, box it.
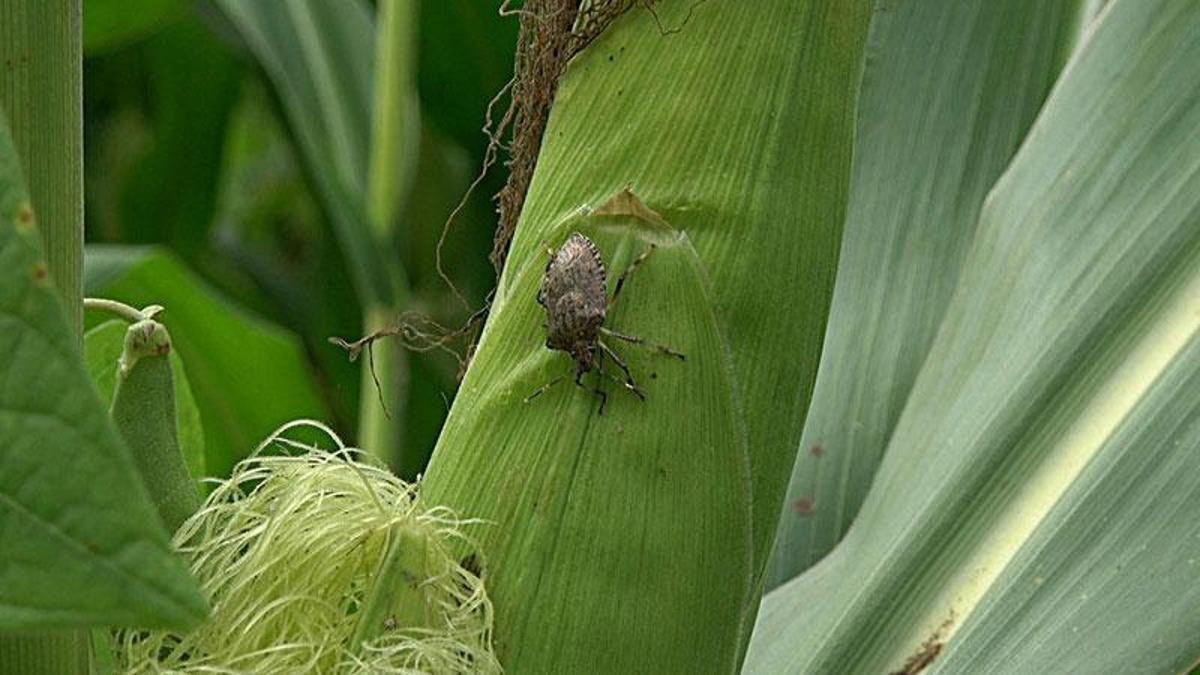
[767,0,1088,585]
[421,2,873,670]
[937,334,1200,673]
[0,112,206,631]
[747,0,1200,671]
[84,246,328,478]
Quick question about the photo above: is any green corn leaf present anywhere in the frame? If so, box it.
[0,110,206,631]
[746,0,1200,671]
[767,0,1092,586]
[212,0,395,306]
[84,246,328,478]
[421,2,872,670]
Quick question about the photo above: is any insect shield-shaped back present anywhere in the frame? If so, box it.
[538,232,607,369]
[527,231,684,414]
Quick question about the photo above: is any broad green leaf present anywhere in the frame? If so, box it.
[0,112,205,630]
[83,0,186,55]
[746,0,1200,671]
[212,0,395,306]
[767,0,1090,586]
[84,319,206,484]
[421,2,872,670]
[84,246,328,478]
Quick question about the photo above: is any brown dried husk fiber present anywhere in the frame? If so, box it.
[474,1,644,276]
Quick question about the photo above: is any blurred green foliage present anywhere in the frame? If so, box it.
[82,1,517,478]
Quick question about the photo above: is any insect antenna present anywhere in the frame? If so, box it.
[524,375,567,403]
[609,244,656,308]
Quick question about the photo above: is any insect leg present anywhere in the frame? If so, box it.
[598,340,646,399]
[524,374,566,403]
[574,370,608,415]
[599,326,685,360]
[609,244,657,308]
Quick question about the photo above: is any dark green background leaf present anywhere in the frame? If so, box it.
[83,0,186,55]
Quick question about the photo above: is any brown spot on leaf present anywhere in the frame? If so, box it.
[31,262,48,282]
[16,202,35,230]
[891,640,942,675]
[792,497,815,516]
[811,443,824,457]
[892,614,954,675]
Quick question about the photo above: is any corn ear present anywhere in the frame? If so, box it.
[421,2,873,670]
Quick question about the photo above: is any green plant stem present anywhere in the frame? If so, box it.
[367,0,417,237]
[83,297,159,323]
[359,0,419,465]
[0,0,83,337]
[0,635,89,675]
[0,0,89,670]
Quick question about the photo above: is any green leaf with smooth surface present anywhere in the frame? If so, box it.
[84,319,205,485]
[421,2,872,670]
[767,0,1088,587]
[746,0,1200,671]
[84,246,328,478]
[0,112,205,630]
[212,0,394,305]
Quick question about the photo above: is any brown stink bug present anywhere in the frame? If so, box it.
[525,232,683,414]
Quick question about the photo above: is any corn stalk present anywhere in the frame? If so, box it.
[0,1,88,670]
